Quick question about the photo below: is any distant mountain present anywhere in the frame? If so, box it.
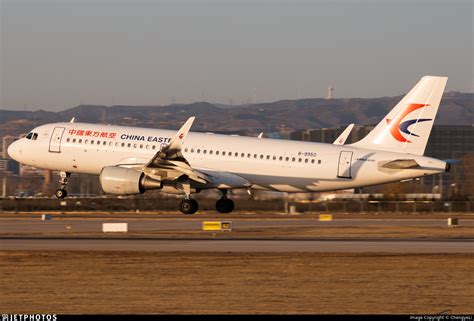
[1,92,472,137]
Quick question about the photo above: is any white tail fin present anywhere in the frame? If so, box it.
[350,76,447,155]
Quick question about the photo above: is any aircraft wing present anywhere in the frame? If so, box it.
[142,117,211,184]
[333,124,354,145]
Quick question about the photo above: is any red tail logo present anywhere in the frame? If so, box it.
[386,103,431,143]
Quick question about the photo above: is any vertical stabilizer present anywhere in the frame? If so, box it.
[350,76,447,155]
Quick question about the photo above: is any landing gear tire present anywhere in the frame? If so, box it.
[55,171,70,199]
[180,199,199,215]
[216,198,234,213]
[55,189,67,199]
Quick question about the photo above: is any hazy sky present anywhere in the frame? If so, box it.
[1,0,472,111]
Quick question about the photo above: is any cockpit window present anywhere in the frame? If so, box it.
[26,132,38,140]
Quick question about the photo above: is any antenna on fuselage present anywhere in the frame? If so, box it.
[69,117,76,123]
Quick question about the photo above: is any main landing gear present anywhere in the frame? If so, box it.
[55,171,70,199]
[177,189,235,215]
[215,189,234,214]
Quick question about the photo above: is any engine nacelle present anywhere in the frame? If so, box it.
[99,166,162,195]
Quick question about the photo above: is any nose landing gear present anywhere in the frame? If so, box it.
[55,171,70,199]
[179,198,199,215]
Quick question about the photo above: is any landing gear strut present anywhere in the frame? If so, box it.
[55,171,70,199]
[215,189,234,213]
[179,179,199,214]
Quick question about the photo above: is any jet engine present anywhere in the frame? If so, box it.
[99,166,163,195]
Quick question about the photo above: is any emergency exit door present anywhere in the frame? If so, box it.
[49,127,65,153]
[337,151,353,179]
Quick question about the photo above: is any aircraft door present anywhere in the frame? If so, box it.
[337,151,353,179]
[49,127,66,153]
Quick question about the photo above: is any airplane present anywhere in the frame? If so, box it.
[8,76,450,214]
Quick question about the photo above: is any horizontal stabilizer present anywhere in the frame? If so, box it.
[379,159,420,169]
[443,159,462,164]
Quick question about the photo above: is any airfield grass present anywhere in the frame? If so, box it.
[1,251,472,314]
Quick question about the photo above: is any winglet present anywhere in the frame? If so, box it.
[167,117,195,152]
[333,124,354,145]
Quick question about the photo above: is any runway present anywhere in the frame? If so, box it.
[1,237,473,253]
[1,217,474,233]
[1,215,473,253]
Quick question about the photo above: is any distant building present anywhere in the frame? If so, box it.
[288,124,474,159]
[424,125,474,160]
[0,158,20,175]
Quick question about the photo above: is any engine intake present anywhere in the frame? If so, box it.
[99,166,162,195]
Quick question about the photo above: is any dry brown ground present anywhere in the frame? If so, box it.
[1,251,472,314]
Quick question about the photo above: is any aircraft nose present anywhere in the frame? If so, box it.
[7,140,20,161]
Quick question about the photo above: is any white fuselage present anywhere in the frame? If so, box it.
[8,122,447,193]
